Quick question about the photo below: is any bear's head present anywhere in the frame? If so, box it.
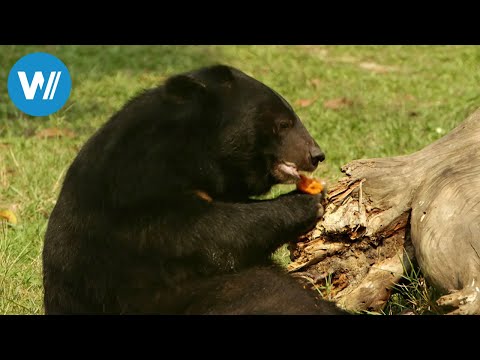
[164,65,325,199]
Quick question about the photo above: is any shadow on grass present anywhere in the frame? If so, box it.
[0,45,223,138]
[0,45,220,80]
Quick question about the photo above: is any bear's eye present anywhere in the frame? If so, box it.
[278,120,291,129]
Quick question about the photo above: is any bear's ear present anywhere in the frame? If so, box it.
[186,64,236,89]
[164,74,207,103]
[203,65,235,85]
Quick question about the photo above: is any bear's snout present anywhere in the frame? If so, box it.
[309,146,325,168]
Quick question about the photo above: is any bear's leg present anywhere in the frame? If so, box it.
[184,266,347,315]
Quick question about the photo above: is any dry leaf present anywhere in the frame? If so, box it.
[309,78,322,88]
[358,62,396,74]
[295,98,318,108]
[35,128,76,139]
[0,209,17,225]
[323,97,354,110]
[392,94,416,106]
[300,46,328,58]
[336,55,358,63]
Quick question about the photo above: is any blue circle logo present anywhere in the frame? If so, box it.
[7,52,72,117]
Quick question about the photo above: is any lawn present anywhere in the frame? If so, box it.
[1,45,479,314]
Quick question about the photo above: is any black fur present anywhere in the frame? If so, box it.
[42,65,346,314]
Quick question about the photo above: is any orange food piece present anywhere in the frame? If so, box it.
[296,174,324,195]
[194,190,213,203]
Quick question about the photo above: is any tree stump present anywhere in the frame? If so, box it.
[288,107,480,314]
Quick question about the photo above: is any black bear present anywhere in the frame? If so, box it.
[42,65,346,315]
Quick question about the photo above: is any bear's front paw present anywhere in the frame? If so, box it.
[279,192,325,233]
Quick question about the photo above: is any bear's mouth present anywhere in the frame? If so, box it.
[272,161,301,184]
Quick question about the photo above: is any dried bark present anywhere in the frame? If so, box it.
[289,107,480,314]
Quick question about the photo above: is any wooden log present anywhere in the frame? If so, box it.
[288,107,480,314]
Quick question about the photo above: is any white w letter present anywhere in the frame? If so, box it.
[17,71,45,100]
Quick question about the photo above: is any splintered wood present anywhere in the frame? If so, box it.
[288,107,480,314]
[288,177,414,313]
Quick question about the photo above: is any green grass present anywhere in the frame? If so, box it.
[1,45,479,314]
[382,266,445,315]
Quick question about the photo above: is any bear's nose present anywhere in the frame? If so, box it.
[309,147,325,167]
